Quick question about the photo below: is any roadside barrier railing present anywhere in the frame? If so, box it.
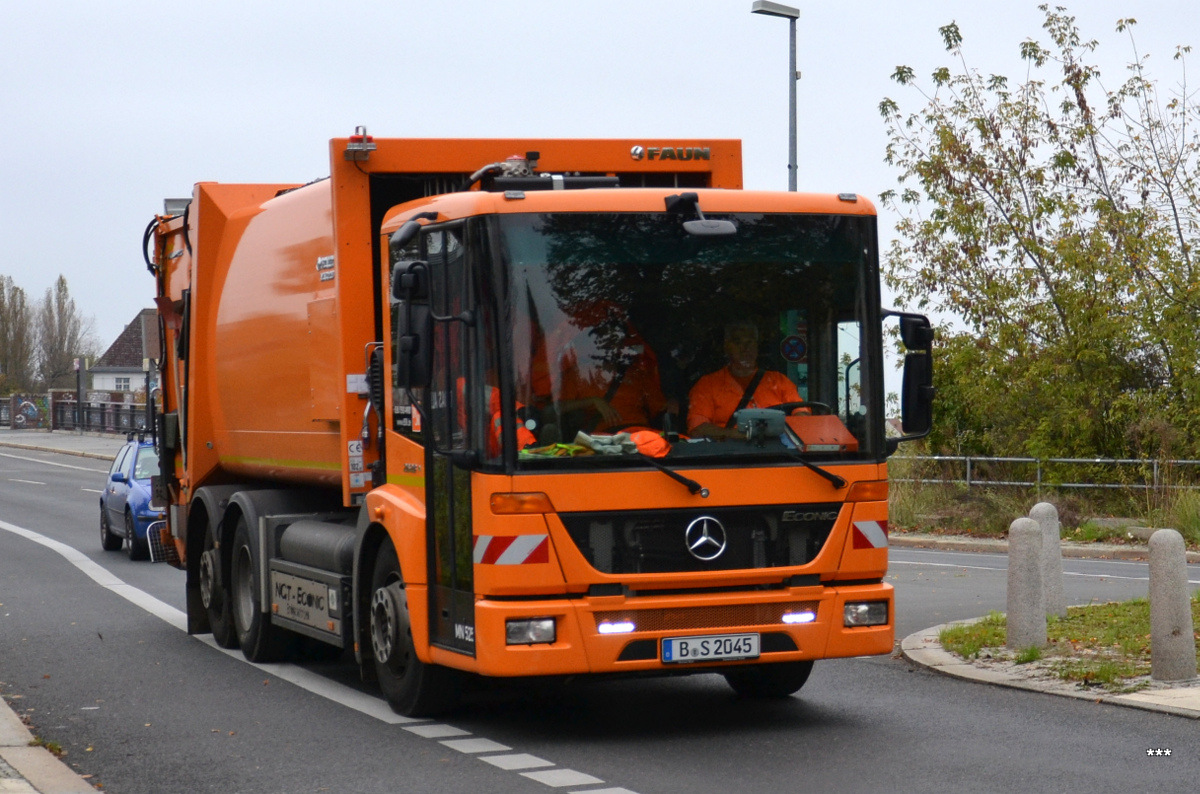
[891,455,1200,492]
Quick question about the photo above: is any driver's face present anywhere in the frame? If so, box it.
[724,328,758,369]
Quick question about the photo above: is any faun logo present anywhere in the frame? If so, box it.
[630,145,711,162]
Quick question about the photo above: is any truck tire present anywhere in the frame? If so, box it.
[126,512,149,561]
[723,660,814,699]
[370,543,460,717]
[100,509,122,551]
[231,516,292,663]
[200,518,238,649]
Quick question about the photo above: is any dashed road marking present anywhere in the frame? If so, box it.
[442,738,511,754]
[480,753,555,771]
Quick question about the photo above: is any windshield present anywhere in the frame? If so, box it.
[497,211,881,468]
[134,447,159,480]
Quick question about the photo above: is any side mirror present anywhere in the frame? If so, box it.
[901,349,933,435]
[884,310,935,452]
[900,315,934,352]
[395,304,432,388]
[391,260,429,302]
[110,472,128,484]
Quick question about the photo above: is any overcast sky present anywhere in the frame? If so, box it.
[1,1,1192,350]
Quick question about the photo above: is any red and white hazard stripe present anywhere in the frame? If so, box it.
[852,520,889,549]
[473,534,549,565]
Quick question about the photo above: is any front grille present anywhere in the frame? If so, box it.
[560,504,841,574]
[595,601,819,633]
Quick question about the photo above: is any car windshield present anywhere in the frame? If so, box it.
[497,211,880,469]
[134,447,159,480]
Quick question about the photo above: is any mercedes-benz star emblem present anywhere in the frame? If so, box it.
[685,516,727,561]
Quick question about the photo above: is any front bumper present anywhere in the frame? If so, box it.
[436,582,893,677]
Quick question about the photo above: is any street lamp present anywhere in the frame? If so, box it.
[750,1,800,191]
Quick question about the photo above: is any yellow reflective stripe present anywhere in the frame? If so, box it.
[386,474,425,488]
[220,456,341,471]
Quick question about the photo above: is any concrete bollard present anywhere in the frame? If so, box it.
[1148,529,1197,682]
[1029,502,1067,618]
[1007,517,1046,650]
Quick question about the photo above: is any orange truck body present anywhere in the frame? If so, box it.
[149,135,927,716]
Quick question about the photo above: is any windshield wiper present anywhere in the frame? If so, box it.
[639,454,710,498]
[782,426,847,489]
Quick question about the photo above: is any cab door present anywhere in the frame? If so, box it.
[422,221,493,655]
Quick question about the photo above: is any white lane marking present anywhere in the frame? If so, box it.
[0,451,108,473]
[0,518,638,793]
[193,635,419,725]
[404,723,470,738]
[890,558,1200,585]
[523,768,604,787]
[9,479,45,485]
[895,547,1184,570]
[480,754,555,771]
[82,488,104,494]
[442,738,511,754]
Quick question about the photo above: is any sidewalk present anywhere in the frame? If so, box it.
[1,700,93,793]
[0,428,125,462]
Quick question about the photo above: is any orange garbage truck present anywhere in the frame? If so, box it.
[145,132,934,716]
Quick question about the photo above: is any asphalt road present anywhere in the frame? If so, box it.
[2,447,1199,793]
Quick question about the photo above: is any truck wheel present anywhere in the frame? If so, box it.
[370,543,460,717]
[231,516,292,663]
[126,513,149,561]
[100,509,122,551]
[723,660,814,699]
[200,519,238,648]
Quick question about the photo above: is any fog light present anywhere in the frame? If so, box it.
[782,611,816,625]
[598,621,635,635]
[506,618,556,645]
[843,602,888,627]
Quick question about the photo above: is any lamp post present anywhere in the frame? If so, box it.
[750,1,800,191]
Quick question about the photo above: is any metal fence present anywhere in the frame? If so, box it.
[5,394,150,434]
[892,455,1200,492]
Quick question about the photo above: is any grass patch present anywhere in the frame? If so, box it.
[29,736,63,756]
[935,593,1200,692]
[939,611,1005,658]
[1066,520,1139,545]
[1015,645,1043,664]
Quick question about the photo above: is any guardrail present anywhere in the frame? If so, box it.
[892,455,1200,492]
[5,394,150,434]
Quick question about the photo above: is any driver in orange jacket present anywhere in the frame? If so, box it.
[687,321,801,440]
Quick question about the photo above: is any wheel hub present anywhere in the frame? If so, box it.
[199,549,219,609]
[370,583,407,666]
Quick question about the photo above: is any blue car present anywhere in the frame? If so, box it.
[100,438,164,560]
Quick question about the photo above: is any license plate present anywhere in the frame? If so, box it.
[661,633,760,664]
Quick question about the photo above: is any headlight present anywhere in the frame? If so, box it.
[843,602,888,627]
[505,618,556,645]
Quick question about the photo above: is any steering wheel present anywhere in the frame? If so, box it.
[766,401,831,416]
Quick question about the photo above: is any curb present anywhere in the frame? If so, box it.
[0,697,94,793]
[0,441,114,462]
[900,621,1200,720]
[890,532,1200,564]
